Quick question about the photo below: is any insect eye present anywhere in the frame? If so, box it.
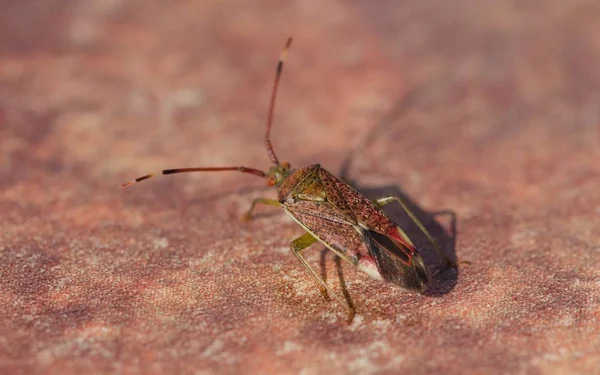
[281,161,290,169]
[266,176,276,186]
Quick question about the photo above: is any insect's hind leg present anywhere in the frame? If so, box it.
[374,195,455,268]
[291,232,356,323]
[240,198,281,222]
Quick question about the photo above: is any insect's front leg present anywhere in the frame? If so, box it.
[374,195,455,268]
[290,232,356,323]
[240,198,281,222]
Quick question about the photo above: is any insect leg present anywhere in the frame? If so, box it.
[290,232,356,321]
[240,198,281,222]
[374,195,455,268]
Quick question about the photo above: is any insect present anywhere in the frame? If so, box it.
[121,38,452,321]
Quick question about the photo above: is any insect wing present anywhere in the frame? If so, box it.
[363,228,431,292]
[284,206,368,259]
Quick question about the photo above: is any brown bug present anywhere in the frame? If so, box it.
[121,38,452,320]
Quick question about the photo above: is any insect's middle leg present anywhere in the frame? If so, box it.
[374,195,455,268]
[240,198,280,222]
[291,232,355,321]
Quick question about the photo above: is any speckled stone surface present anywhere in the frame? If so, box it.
[1,1,599,374]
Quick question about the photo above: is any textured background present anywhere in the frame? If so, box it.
[1,1,599,374]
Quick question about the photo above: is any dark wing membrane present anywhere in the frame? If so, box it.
[368,230,412,264]
[364,229,431,292]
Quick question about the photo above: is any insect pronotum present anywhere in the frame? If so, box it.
[121,38,452,321]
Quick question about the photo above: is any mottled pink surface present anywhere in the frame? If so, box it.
[1,1,599,374]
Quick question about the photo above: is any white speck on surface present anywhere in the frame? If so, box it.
[395,314,408,324]
[276,341,303,356]
[347,357,377,374]
[349,314,364,330]
[154,237,169,250]
[159,88,205,126]
[201,339,224,358]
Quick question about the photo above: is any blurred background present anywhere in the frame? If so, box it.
[1,1,599,374]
